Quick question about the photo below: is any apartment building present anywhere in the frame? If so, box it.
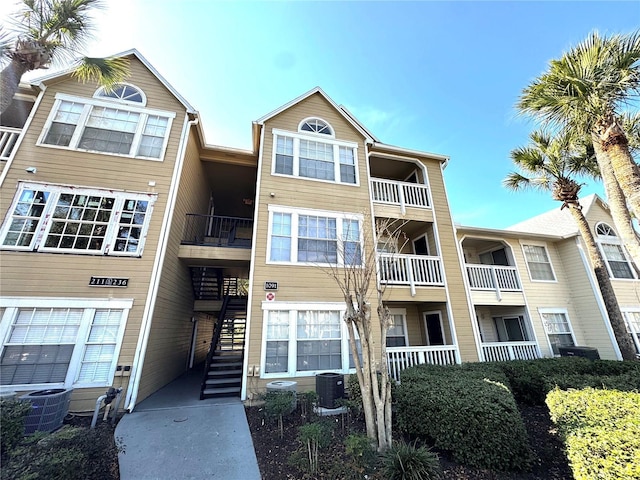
[0,50,637,412]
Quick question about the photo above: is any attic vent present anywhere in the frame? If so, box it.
[94,83,146,106]
[300,118,333,136]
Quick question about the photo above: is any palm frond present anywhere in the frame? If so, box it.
[71,56,130,89]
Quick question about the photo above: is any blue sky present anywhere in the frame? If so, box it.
[3,1,639,228]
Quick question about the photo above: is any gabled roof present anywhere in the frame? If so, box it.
[505,193,605,236]
[254,87,379,143]
[30,48,197,114]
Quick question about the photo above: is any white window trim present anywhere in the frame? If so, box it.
[520,241,557,282]
[0,297,132,390]
[266,205,364,267]
[297,117,335,138]
[37,93,176,161]
[260,301,356,379]
[270,128,360,187]
[387,308,409,346]
[0,181,156,257]
[93,83,147,106]
[538,308,576,356]
[621,307,640,353]
[594,223,637,280]
[423,310,446,346]
[412,234,431,256]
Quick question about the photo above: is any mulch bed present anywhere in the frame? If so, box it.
[245,404,574,480]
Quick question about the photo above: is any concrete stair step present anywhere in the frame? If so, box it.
[207,369,241,377]
[208,361,242,369]
[206,378,241,386]
[202,386,241,397]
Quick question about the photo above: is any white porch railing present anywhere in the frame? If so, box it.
[379,253,444,295]
[370,178,430,213]
[0,127,21,160]
[481,341,540,362]
[466,264,521,300]
[387,345,458,382]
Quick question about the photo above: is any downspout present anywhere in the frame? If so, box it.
[124,113,199,412]
[573,236,623,360]
[240,123,265,401]
[0,84,46,188]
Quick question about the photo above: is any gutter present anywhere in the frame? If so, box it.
[124,113,199,412]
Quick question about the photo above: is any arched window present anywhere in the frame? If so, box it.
[299,118,333,136]
[94,83,146,106]
[595,222,635,279]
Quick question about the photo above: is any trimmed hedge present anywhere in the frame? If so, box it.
[396,365,533,471]
[547,388,640,480]
[0,399,31,457]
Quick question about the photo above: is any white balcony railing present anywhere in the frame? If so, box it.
[387,345,459,382]
[0,127,21,160]
[466,264,521,300]
[379,253,444,296]
[481,341,540,362]
[370,178,430,213]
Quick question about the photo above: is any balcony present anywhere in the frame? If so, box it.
[182,214,253,247]
[370,178,430,213]
[378,253,444,296]
[466,264,522,302]
[0,127,21,160]
[481,341,540,362]
[386,345,459,382]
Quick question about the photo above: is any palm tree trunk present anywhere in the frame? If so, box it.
[0,59,29,115]
[567,204,637,360]
[593,123,640,225]
[592,141,640,270]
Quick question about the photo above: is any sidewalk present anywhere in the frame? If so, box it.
[115,371,261,480]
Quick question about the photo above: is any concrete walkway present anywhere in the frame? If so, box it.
[115,370,261,480]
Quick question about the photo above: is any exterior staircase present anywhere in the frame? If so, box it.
[200,295,247,399]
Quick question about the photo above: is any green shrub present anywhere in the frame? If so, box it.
[544,372,640,392]
[396,365,533,472]
[297,390,319,421]
[297,421,332,474]
[345,433,377,471]
[547,388,640,480]
[1,424,120,480]
[0,399,31,457]
[262,390,295,438]
[382,440,443,480]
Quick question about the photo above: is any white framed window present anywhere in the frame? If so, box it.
[595,223,636,279]
[38,92,175,160]
[271,128,358,185]
[621,309,640,354]
[386,310,408,347]
[494,316,529,342]
[0,298,132,389]
[539,309,575,355]
[261,302,356,378]
[267,206,363,266]
[298,118,334,136]
[0,182,156,257]
[94,83,146,105]
[522,243,556,281]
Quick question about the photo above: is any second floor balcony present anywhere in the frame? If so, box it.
[182,214,253,247]
[466,264,521,296]
[379,253,444,296]
[370,178,431,214]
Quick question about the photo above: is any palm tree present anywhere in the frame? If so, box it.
[517,31,640,252]
[0,0,129,115]
[505,131,637,360]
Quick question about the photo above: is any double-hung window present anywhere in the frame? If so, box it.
[271,124,358,185]
[267,207,362,266]
[0,182,156,257]
[0,298,132,388]
[522,244,556,281]
[39,88,174,160]
[386,311,408,347]
[262,303,355,377]
[595,223,635,279]
[540,310,575,355]
[621,309,640,354]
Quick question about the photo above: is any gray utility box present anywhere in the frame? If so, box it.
[19,388,73,434]
[316,373,344,409]
[558,346,600,361]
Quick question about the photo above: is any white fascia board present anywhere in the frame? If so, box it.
[371,142,449,163]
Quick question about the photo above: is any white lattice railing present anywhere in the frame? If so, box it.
[481,341,540,362]
[387,345,458,382]
[370,178,430,213]
[0,127,21,160]
[379,253,444,296]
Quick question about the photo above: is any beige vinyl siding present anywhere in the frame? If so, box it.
[193,313,215,366]
[422,160,476,361]
[554,239,618,359]
[0,57,189,410]
[136,130,211,403]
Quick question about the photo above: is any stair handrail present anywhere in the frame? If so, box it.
[200,293,232,399]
